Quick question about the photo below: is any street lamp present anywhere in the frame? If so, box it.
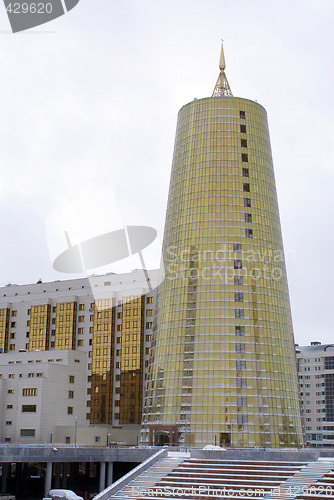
[74,417,78,446]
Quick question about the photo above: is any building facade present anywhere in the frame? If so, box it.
[141,46,303,447]
[0,269,159,444]
[297,342,334,447]
[0,350,87,443]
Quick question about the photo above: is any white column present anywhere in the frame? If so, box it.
[99,461,106,492]
[107,462,113,486]
[44,462,53,496]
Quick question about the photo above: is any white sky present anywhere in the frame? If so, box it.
[0,0,333,346]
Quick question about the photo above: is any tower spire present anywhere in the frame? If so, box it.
[212,41,233,97]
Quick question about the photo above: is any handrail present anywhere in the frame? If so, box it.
[93,447,168,500]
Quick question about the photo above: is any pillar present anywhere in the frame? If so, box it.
[44,462,52,496]
[107,462,113,486]
[1,462,9,493]
[61,463,67,489]
[54,462,61,488]
[99,462,106,492]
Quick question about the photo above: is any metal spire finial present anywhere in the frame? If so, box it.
[212,41,233,97]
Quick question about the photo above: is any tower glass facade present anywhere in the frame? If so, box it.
[142,96,303,447]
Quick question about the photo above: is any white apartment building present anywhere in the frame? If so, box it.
[0,269,159,444]
[0,350,87,443]
[296,341,334,447]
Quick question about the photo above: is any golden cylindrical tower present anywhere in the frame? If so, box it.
[142,50,303,448]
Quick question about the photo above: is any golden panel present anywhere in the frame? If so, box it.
[29,304,51,351]
[0,308,10,353]
[54,301,77,350]
[90,299,115,424]
[120,295,145,425]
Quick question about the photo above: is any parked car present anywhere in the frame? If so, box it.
[0,494,16,500]
[43,490,83,500]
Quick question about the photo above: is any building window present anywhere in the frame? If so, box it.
[235,326,245,335]
[239,110,246,119]
[69,375,75,383]
[77,340,84,346]
[12,310,17,317]
[68,407,73,414]
[11,322,16,328]
[9,374,15,378]
[235,292,243,302]
[146,309,153,317]
[20,429,35,437]
[22,388,37,396]
[78,316,84,323]
[236,343,246,353]
[244,198,251,207]
[117,324,122,331]
[68,391,74,399]
[146,335,152,342]
[241,139,247,148]
[240,124,246,133]
[245,228,253,238]
[234,276,243,286]
[22,405,37,413]
[234,260,242,269]
[147,297,154,304]
[245,213,252,223]
[233,243,242,252]
[5,421,12,425]
[242,168,249,177]
[235,309,244,319]
[9,344,15,351]
[146,322,153,329]
[78,328,84,334]
[241,153,248,162]
[243,183,250,192]
[79,304,85,310]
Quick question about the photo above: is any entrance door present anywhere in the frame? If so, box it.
[220,432,231,447]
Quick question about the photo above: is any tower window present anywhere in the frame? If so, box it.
[243,183,250,192]
[236,360,246,371]
[245,229,253,238]
[234,276,243,286]
[236,377,247,388]
[239,111,246,119]
[233,243,242,252]
[236,343,246,353]
[237,394,247,405]
[240,124,246,133]
[235,326,245,335]
[242,153,248,162]
[242,168,249,177]
[245,213,252,223]
[235,292,244,302]
[234,260,242,269]
[241,139,247,148]
[244,198,251,207]
[235,309,244,319]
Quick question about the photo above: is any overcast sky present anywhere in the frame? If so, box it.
[0,0,333,346]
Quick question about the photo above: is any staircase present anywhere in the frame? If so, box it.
[110,452,188,499]
[264,459,334,500]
